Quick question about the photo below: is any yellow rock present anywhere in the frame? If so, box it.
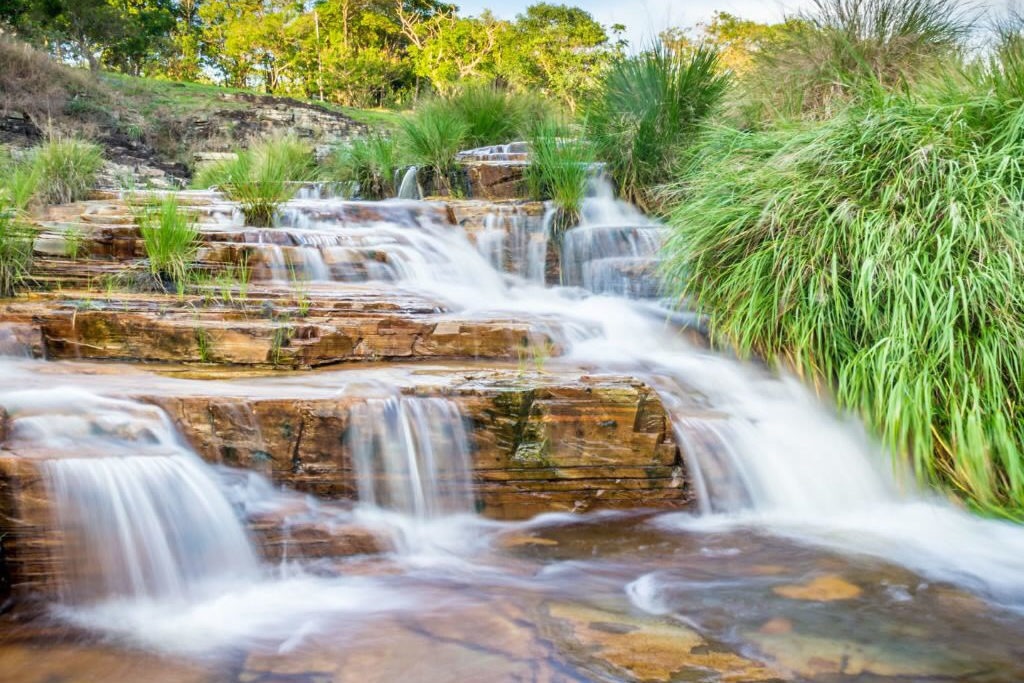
[773,574,862,601]
[546,602,780,682]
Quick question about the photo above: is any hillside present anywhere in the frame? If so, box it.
[0,38,397,188]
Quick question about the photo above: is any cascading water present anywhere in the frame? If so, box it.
[560,179,666,297]
[348,396,474,519]
[0,390,258,604]
[397,166,420,199]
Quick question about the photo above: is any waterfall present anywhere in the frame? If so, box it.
[397,167,420,199]
[560,178,665,297]
[0,389,258,604]
[348,396,474,519]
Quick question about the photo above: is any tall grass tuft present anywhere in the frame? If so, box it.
[324,134,401,199]
[139,196,201,288]
[586,45,728,212]
[525,119,593,237]
[194,136,318,226]
[0,200,34,298]
[662,76,1024,516]
[399,102,469,195]
[446,84,527,148]
[28,138,104,205]
[743,0,971,122]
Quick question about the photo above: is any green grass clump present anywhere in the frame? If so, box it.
[27,138,104,205]
[324,134,401,199]
[445,84,527,148]
[586,45,728,212]
[662,78,1024,516]
[0,150,40,211]
[0,200,34,298]
[743,0,970,123]
[139,196,201,287]
[525,119,593,236]
[194,136,318,226]
[398,102,469,194]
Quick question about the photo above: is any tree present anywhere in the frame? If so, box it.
[661,12,800,75]
[499,3,617,111]
[408,12,508,93]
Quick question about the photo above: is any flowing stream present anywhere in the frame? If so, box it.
[2,182,1024,681]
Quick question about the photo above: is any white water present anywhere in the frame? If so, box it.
[5,177,1024,657]
[0,390,258,604]
[561,180,665,297]
[397,166,420,199]
[349,396,474,519]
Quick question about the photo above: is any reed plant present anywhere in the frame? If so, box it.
[586,45,728,212]
[662,72,1024,516]
[139,196,201,288]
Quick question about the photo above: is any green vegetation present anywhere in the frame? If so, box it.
[525,119,592,234]
[324,134,401,200]
[445,85,528,149]
[742,0,970,123]
[194,136,317,226]
[586,45,728,211]
[27,139,104,205]
[139,196,201,287]
[398,103,469,195]
[3,1,620,111]
[662,0,1024,515]
[0,202,34,298]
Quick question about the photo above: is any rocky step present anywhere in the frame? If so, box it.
[0,293,564,367]
[0,361,704,601]
[0,455,390,602]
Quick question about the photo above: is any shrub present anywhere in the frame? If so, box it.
[324,134,401,199]
[194,136,317,226]
[662,79,1024,516]
[28,138,104,205]
[399,102,469,194]
[139,196,201,287]
[524,118,593,236]
[586,45,728,211]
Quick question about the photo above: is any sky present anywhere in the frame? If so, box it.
[456,0,1012,49]
[455,0,813,48]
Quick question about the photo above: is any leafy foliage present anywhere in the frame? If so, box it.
[586,45,729,211]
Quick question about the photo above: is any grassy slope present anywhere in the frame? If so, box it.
[100,72,403,130]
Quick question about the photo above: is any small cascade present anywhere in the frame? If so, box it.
[348,396,475,519]
[0,390,258,604]
[561,179,666,297]
[0,324,34,357]
[397,167,421,199]
[476,207,549,284]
